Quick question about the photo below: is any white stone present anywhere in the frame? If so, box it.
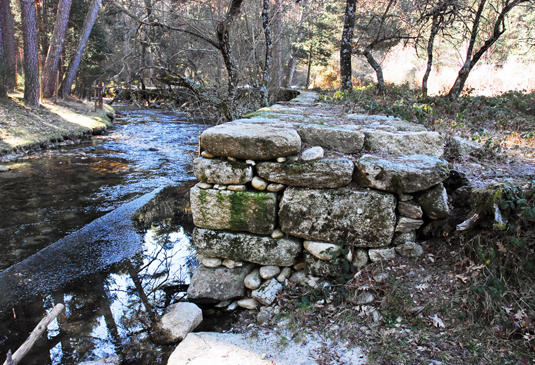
[276,267,292,283]
[271,228,284,239]
[199,255,222,268]
[252,176,268,191]
[222,259,242,269]
[396,217,424,232]
[237,298,260,310]
[276,157,287,163]
[303,241,341,260]
[226,301,238,311]
[368,248,396,262]
[227,184,246,191]
[216,185,227,190]
[228,156,237,162]
[259,265,280,279]
[301,146,324,161]
[154,302,203,344]
[215,300,232,308]
[201,151,214,158]
[246,159,256,165]
[198,182,213,189]
[252,278,283,305]
[266,183,285,192]
[244,269,262,290]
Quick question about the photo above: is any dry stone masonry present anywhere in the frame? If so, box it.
[186,91,451,309]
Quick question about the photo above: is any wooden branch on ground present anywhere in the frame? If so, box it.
[3,303,65,365]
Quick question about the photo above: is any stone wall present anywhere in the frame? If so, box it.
[186,92,451,309]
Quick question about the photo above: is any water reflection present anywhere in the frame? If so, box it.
[0,223,197,364]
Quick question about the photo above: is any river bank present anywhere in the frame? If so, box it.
[0,93,115,159]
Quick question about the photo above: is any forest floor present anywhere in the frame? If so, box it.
[0,93,114,159]
[224,86,535,364]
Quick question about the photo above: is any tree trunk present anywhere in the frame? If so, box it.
[0,0,17,90]
[305,44,312,89]
[20,0,40,106]
[42,0,72,98]
[422,13,440,97]
[59,0,101,98]
[216,0,244,121]
[340,0,356,92]
[282,54,297,87]
[271,0,282,90]
[261,0,272,107]
[0,5,7,98]
[363,47,385,92]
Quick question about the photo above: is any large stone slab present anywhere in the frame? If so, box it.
[199,123,301,160]
[193,158,253,185]
[297,124,365,153]
[363,130,444,157]
[190,185,277,235]
[354,154,450,194]
[279,187,397,247]
[256,159,354,188]
[193,228,302,266]
[187,263,254,303]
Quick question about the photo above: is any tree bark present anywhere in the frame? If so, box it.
[282,54,297,88]
[20,0,40,106]
[340,0,356,92]
[42,0,72,98]
[60,0,101,98]
[363,47,385,92]
[216,0,244,121]
[0,0,17,90]
[422,13,440,96]
[261,0,272,107]
[0,4,7,98]
[305,44,312,89]
[271,0,282,90]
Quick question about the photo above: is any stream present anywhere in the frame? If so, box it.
[0,109,219,364]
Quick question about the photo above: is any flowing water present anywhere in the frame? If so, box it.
[0,109,218,364]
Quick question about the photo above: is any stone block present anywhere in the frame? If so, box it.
[199,122,301,160]
[187,263,254,303]
[298,124,365,153]
[256,158,354,189]
[416,183,450,219]
[193,158,253,185]
[279,187,397,247]
[193,228,302,266]
[152,302,203,344]
[190,186,277,235]
[354,154,450,194]
[363,130,444,157]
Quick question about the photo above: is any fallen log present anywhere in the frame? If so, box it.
[3,303,65,365]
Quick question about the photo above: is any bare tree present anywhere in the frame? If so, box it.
[60,0,102,98]
[20,0,40,106]
[42,0,72,98]
[0,2,7,98]
[447,0,530,99]
[340,0,357,92]
[261,0,273,106]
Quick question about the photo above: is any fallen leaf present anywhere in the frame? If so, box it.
[429,314,445,328]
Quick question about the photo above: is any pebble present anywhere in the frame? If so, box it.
[246,160,256,165]
[0,166,10,172]
[276,267,292,283]
[267,183,285,192]
[259,265,280,279]
[293,262,305,271]
[215,184,227,190]
[244,269,262,290]
[301,146,324,161]
[201,151,214,158]
[256,307,273,325]
[251,176,268,190]
[197,182,213,189]
[271,229,284,239]
[222,259,242,269]
[289,270,307,284]
[215,300,232,308]
[226,301,238,311]
[352,249,369,268]
[199,255,222,268]
[276,157,287,163]
[227,184,246,191]
[237,298,259,310]
[227,156,237,162]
